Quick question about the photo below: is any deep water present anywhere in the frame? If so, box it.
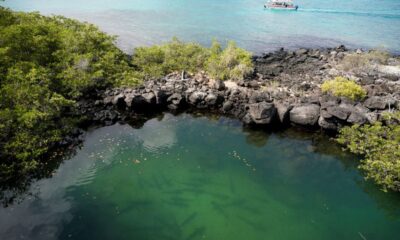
[3,0,400,53]
[1,114,399,240]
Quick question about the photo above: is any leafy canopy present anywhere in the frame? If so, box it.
[337,112,400,192]
[0,7,138,183]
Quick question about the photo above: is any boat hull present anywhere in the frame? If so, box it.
[264,4,298,11]
[267,7,298,11]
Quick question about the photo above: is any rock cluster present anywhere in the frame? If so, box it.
[95,46,399,131]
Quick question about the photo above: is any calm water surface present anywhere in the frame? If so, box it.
[1,114,399,240]
[2,0,400,53]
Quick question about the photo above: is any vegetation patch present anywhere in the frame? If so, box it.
[0,7,138,184]
[340,49,391,71]
[321,77,366,101]
[337,112,400,192]
[206,40,254,81]
[132,38,253,81]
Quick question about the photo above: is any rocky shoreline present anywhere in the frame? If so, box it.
[79,46,400,132]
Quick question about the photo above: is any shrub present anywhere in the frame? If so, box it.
[131,38,253,81]
[132,37,209,79]
[337,112,400,192]
[321,77,366,101]
[340,49,391,71]
[206,40,254,80]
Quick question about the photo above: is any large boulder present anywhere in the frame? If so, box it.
[167,93,184,110]
[222,101,234,112]
[246,102,277,124]
[326,103,353,120]
[142,92,156,105]
[274,101,292,123]
[318,116,338,130]
[319,95,340,109]
[364,96,387,110]
[205,93,218,106]
[347,111,367,125]
[347,105,369,124]
[290,104,320,126]
[188,91,207,105]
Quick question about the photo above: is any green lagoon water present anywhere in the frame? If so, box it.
[1,113,399,240]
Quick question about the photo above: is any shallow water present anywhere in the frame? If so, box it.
[1,113,399,240]
[3,0,400,53]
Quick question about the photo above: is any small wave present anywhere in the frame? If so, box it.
[298,8,400,18]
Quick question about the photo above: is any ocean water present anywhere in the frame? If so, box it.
[1,114,399,240]
[2,0,400,53]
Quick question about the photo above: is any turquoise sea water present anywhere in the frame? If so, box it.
[3,0,400,53]
[1,114,399,240]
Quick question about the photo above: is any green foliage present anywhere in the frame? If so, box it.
[206,40,254,80]
[132,37,209,79]
[131,38,253,81]
[321,76,367,101]
[0,7,138,183]
[337,112,400,192]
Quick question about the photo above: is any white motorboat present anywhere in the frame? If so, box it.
[264,0,299,11]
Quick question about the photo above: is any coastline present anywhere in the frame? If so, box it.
[81,46,399,132]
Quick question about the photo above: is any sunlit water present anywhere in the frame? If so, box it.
[2,0,400,53]
[1,113,399,240]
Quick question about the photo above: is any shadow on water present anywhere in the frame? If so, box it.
[58,194,185,240]
[0,140,83,207]
[243,127,270,148]
[357,179,400,220]
[275,127,359,168]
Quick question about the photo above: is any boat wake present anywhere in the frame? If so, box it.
[297,8,400,18]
